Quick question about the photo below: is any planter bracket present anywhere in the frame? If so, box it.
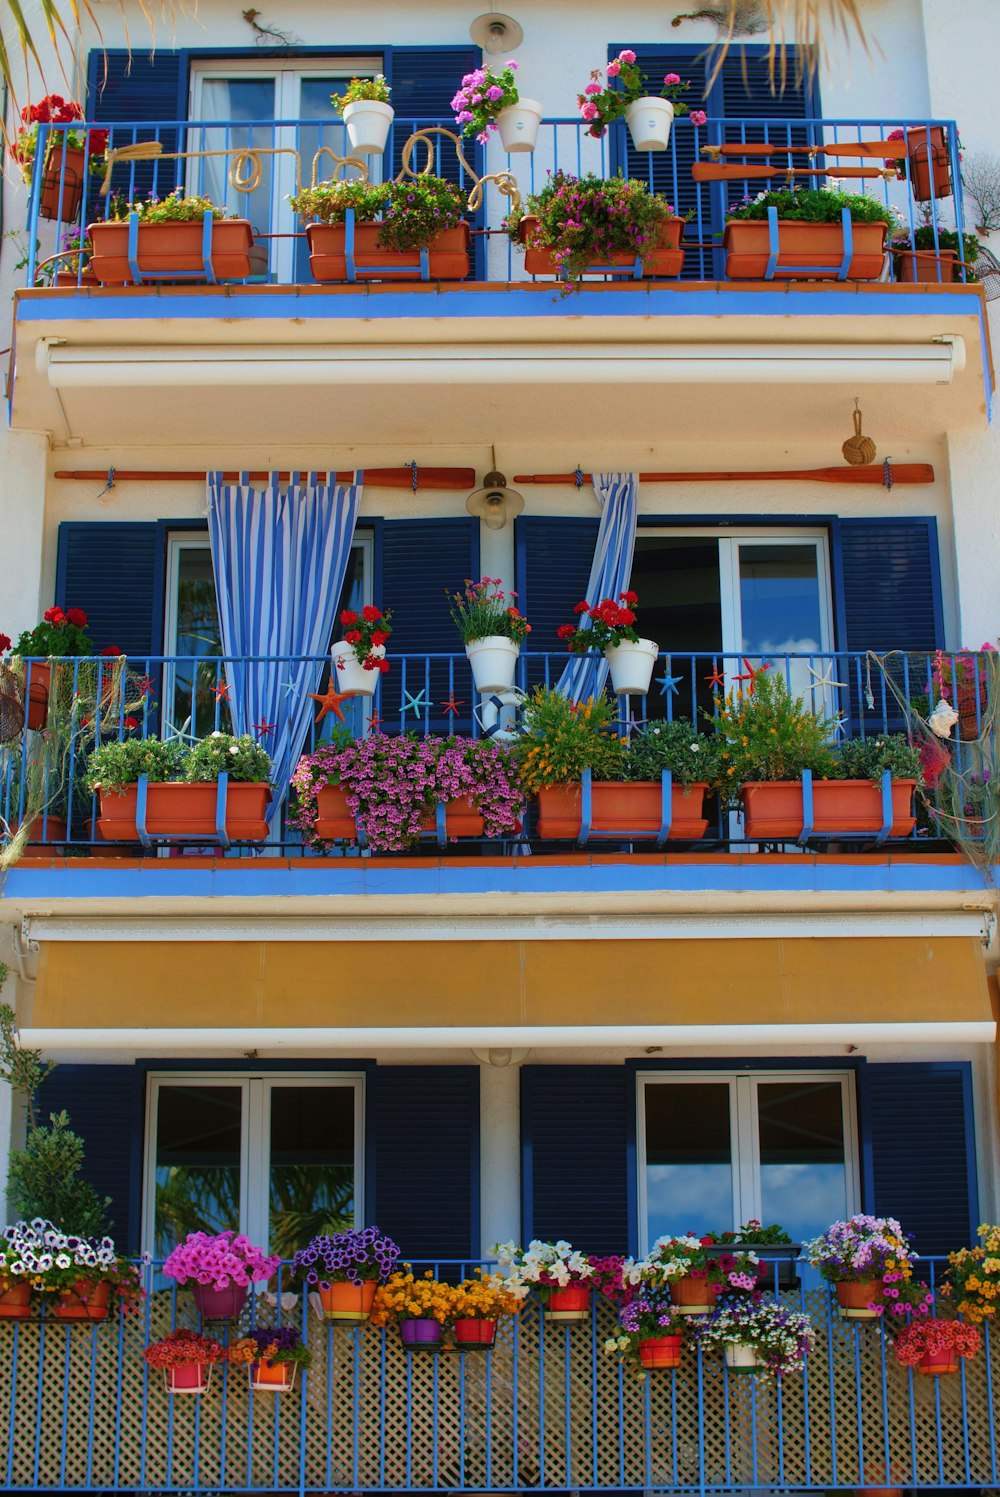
[575,768,676,848]
[126,210,219,285]
[795,767,895,845]
[134,772,232,850]
[343,208,431,282]
[763,205,854,281]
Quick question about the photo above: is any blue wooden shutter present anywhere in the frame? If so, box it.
[86,49,187,215]
[378,517,479,734]
[371,1066,479,1261]
[37,1065,140,1250]
[514,515,599,689]
[521,1065,629,1254]
[56,521,162,659]
[861,1062,977,1256]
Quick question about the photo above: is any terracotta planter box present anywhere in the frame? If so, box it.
[306,221,470,283]
[12,815,68,857]
[54,1279,112,1321]
[894,247,960,283]
[518,214,685,279]
[97,782,271,842]
[723,218,888,281]
[906,126,952,202]
[25,661,51,730]
[741,779,917,840]
[39,145,86,222]
[87,218,254,285]
[54,269,102,288]
[313,785,484,842]
[536,781,709,840]
[0,1282,33,1319]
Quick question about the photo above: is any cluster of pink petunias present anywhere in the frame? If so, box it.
[163,1230,280,1291]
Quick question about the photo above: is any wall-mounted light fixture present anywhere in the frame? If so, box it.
[466,449,525,530]
[469,11,524,53]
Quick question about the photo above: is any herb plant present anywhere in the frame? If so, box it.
[725,186,896,227]
[86,737,188,795]
[109,189,231,223]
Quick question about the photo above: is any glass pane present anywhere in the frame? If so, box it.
[738,543,823,656]
[645,1083,733,1241]
[313,543,367,742]
[295,77,361,281]
[631,536,723,723]
[170,544,227,738]
[154,1085,242,1256]
[195,78,276,239]
[268,1086,355,1258]
[757,1080,848,1243]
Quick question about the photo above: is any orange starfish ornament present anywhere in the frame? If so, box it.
[309,684,355,723]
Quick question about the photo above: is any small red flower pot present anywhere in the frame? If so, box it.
[0,1282,33,1319]
[669,1278,718,1315]
[192,1282,248,1321]
[317,1280,378,1322]
[453,1319,497,1349]
[543,1287,591,1321]
[250,1359,297,1391]
[917,1350,960,1376]
[54,1280,111,1321]
[639,1334,683,1370]
[165,1363,212,1394]
[835,1280,884,1319]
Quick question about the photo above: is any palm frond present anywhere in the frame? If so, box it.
[688,0,872,91]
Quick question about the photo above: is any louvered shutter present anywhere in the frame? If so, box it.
[37,1065,139,1250]
[378,517,479,734]
[521,1066,629,1254]
[862,1062,977,1256]
[371,1066,479,1262]
[514,516,600,689]
[85,49,187,218]
[55,522,162,661]
[389,46,485,277]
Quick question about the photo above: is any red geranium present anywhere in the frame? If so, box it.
[339,609,359,626]
[370,630,388,647]
[101,645,123,657]
[65,607,88,628]
[0,634,10,653]
[43,606,67,625]
[362,604,383,623]
[557,591,643,654]
[336,605,393,670]
[344,629,362,645]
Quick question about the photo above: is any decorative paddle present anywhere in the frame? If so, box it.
[692,162,896,182]
[703,140,909,160]
[512,465,934,487]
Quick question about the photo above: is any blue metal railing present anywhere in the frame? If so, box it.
[25,112,969,290]
[0,1254,995,1492]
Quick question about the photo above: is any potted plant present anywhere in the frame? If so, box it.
[87,731,273,842]
[894,1316,981,1376]
[617,720,717,839]
[804,1215,916,1320]
[723,186,895,281]
[290,176,470,283]
[638,1235,758,1315]
[831,734,922,835]
[557,590,658,695]
[2,1219,143,1321]
[162,1229,280,1321]
[143,1328,228,1394]
[943,1223,1000,1323]
[452,59,541,153]
[494,1239,596,1321]
[87,190,254,286]
[230,1325,313,1390]
[290,733,523,852]
[54,229,98,287]
[510,171,685,290]
[449,1272,525,1349]
[696,1295,815,1376]
[577,49,705,152]
[515,687,627,839]
[888,125,953,202]
[331,603,392,696]
[292,1226,400,1322]
[332,74,393,156]
[4,606,95,730]
[714,1220,800,1292]
[932,644,995,739]
[892,225,978,283]
[9,96,108,221]
[604,1283,688,1371]
[370,1269,453,1350]
[0,1223,40,1319]
[450,577,531,692]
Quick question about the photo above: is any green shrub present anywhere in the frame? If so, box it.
[835,733,923,784]
[86,737,188,795]
[725,186,895,227]
[709,668,838,804]
[289,174,465,251]
[624,720,721,786]
[515,688,624,791]
[186,732,272,784]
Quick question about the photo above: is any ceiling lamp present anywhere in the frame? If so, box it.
[469,11,524,53]
[466,451,524,530]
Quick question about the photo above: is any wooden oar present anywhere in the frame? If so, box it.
[704,140,908,160]
[53,466,477,490]
[692,161,894,182]
[512,465,934,487]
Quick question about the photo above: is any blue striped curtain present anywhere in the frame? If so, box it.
[557,472,640,701]
[207,470,363,819]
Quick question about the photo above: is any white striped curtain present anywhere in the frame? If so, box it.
[207,470,363,819]
[557,472,640,701]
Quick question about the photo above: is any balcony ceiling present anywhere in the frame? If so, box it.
[10,284,991,446]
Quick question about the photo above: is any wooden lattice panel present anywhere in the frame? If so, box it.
[0,1290,998,1490]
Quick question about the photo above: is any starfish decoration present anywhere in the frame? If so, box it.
[309,685,354,723]
[211,678,231,703]
[832,714,848,739]
[162,717,197,747]
[366,709,382,735]
[807,662,848,691]
[136,675,156,698]
[656,667,683,698]
[704,665,726,690]
[402,687,430,719]
[440,693,466,718]
[253,719,276,738]
[732,657,770,694]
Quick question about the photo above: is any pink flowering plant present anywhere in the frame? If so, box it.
[162,1230,280,1292]
[804,1215,916,1285]
[289,733,524,853]
[577,50,705,138]
[449,577,531,646]
[931,643,996,699]
[452,61,520,143]
[511,171,680,290]
[629,1234,760,1294]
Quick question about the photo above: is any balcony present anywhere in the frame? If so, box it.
[9,112,991,447]
[0,1257,996,1492]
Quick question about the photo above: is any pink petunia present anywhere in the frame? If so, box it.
[664,73,681,85]
[580,102,599,121]
[585,82,602,95]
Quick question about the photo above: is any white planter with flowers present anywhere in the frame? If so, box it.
[496,98,543,153]
[604,637,658,695]
[330,605,392,699]
[343,100,395,156]
[557,591,657,694]
[626,96,675,152]
[332,640,385,697]
[466,636,520,694]
[724,1343,763,1371]
[451,578,530,695]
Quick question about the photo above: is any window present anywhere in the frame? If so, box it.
[144,1073,364,1258]
[637,1070,858,1252]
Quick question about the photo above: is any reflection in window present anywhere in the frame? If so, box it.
[645,1082,733,1240]
[757,1080,848,1242]
[268,1086,355,1259]
[154,1085,242,1256]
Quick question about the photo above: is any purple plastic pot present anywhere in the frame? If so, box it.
[192,1282,249,1321]
[399,1317,443,1350]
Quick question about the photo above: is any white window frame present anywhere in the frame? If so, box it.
[142,1070,366,1257]
[635,1068,860,1256]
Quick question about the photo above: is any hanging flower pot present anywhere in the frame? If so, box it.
[317,1280,379,1322]
[453,1318,497,1349]
[249,1359,298,1391]
[466,636,520,694]
[905,126,952,202]
[192,1282,249,1321]
[331,640,384,697]
[724,1343,764,1372]
[54,1280,112,1321]
[0,1282,33,1319]
[496,99,543,153]
[399,1317,444,1351]
[343,99,395,156]
[917,1349,959,1376]
[638,1334,683,1370]
[38,144,87,222]
[26,661,51,730]
[670,1277,718,1315]
[165,1364,213,1395]
[835,1280,884,1319]
[543,1287,591,1322]
[604,638,658,695]
[626,96,675,152]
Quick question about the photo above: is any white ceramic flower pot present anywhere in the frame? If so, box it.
[466,636,520,694]
[496,99,542,153]
[343,99,394,156]
[626,96,675,152]
[331,640,384,697]
[604,638,658,695]
[725,1343,763,1372]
